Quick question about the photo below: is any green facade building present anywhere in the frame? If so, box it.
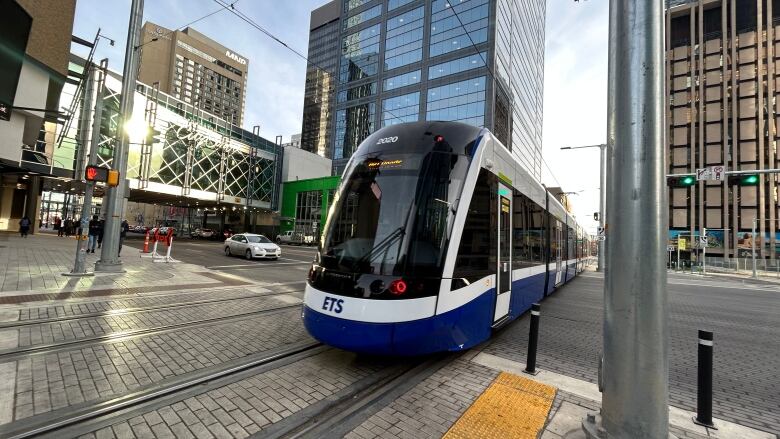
[280,176,340,236]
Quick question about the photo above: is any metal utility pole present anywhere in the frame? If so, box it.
[560,143,607,272]
[752,218,757,278]
[96,0,144,273]
[583,0,669,437]
[65,59,107,277]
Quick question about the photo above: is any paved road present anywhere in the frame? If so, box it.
[125,235,316,285]
[483,271,780,434]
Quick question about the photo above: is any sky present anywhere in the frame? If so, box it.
[72,0,608,233]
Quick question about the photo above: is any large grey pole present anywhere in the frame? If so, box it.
[96,0,144,272]
[752,218,757,278]
[598,143,607,272]
[584,0,670,437]
[65,60,107,276]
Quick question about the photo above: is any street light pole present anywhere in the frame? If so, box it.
[752,218,757,278]
[560,143,607,272]
[65,59,107,277]
[584,0,669,437]
[95,0,144,272]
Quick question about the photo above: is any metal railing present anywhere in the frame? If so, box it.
[671,256,780,278]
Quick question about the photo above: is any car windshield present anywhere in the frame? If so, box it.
[320,148,469,277]
[247,235,271,243]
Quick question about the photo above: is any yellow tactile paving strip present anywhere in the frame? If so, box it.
[443,372,557,439]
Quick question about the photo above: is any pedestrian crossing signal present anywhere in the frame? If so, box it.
[84,166,120,187]
[84,165,109,182]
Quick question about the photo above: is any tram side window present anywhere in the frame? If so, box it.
[528,201,546,264]
[512,192,533,268]
[568,226,575,261]
[453,169,495,283]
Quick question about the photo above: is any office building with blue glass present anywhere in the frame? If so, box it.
[301,0,546,178]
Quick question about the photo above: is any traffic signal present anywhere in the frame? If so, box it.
[84,165,109,182]
[728,173,759,186]
[84,165,120,187]
[668,175,696,187]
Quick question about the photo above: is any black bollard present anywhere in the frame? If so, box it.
[693,330,716,428]
[524,303,540,375]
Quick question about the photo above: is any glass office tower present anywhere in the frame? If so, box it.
[312,0,545,178]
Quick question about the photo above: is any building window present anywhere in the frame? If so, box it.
[382,92,420,126]
[340,23,381,82]
[383,69,421,91]
[388,0,417,11]
[430,0,489,58]
[344,0,372,12]
[337,82,378,103]
[428,51,487,80]
[335,102,376,159]
[426,76,486,126]
[344,4,382,30]
[295,191,324,235]
[384,6,424,70]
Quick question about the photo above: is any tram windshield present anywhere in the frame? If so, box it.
[321,148,469,277]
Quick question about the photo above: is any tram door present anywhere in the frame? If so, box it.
[555,223,564,286]
[494,184,512,322]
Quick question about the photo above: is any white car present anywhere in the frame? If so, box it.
[224,233,281,260]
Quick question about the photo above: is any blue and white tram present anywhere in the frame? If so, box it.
[303,121,590,355]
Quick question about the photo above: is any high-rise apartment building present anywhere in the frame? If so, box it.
[301,1,342,157]
[138,22,249,126]
[666,0,780,260]
[301,0,546,178]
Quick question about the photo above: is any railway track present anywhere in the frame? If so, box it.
[0,288,303,329]
[259,352,460,439]
[0,340,324,439]
[0,299,303,361]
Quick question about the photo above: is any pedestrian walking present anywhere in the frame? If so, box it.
[88,215,100,253]
[18,216,31,238]
[55,217,63,237]
[64,218,73,237]
[97,218,105,248]
[119,219,129,256]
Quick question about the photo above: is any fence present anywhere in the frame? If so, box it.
[671,256,780,278]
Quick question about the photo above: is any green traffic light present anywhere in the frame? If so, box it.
[681,176,695,186]
[743,175,759,185]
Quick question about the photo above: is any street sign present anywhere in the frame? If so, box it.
[711,165,725,181]
[696,166,726,181]
[678,238,687,251]
[597,227,605,241]
[699,235,707,247]
[667,245,676,252]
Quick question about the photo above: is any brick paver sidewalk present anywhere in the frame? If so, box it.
[0,232,236,299]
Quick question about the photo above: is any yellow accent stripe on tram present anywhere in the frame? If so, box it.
[443,372,556,439]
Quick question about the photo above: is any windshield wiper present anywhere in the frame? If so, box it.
[350,226,405,271]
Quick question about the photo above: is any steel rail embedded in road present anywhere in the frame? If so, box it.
[0,289,303,329]
[0,340,324,439]
[260,352,460,439]
[0,301,303,361]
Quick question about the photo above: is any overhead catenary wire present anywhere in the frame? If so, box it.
[210,0,409,125]
[446,1,564,189]
[135,1,241,51]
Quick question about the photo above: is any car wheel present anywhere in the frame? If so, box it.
[225,247,231,256]
[245,249,253,260]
